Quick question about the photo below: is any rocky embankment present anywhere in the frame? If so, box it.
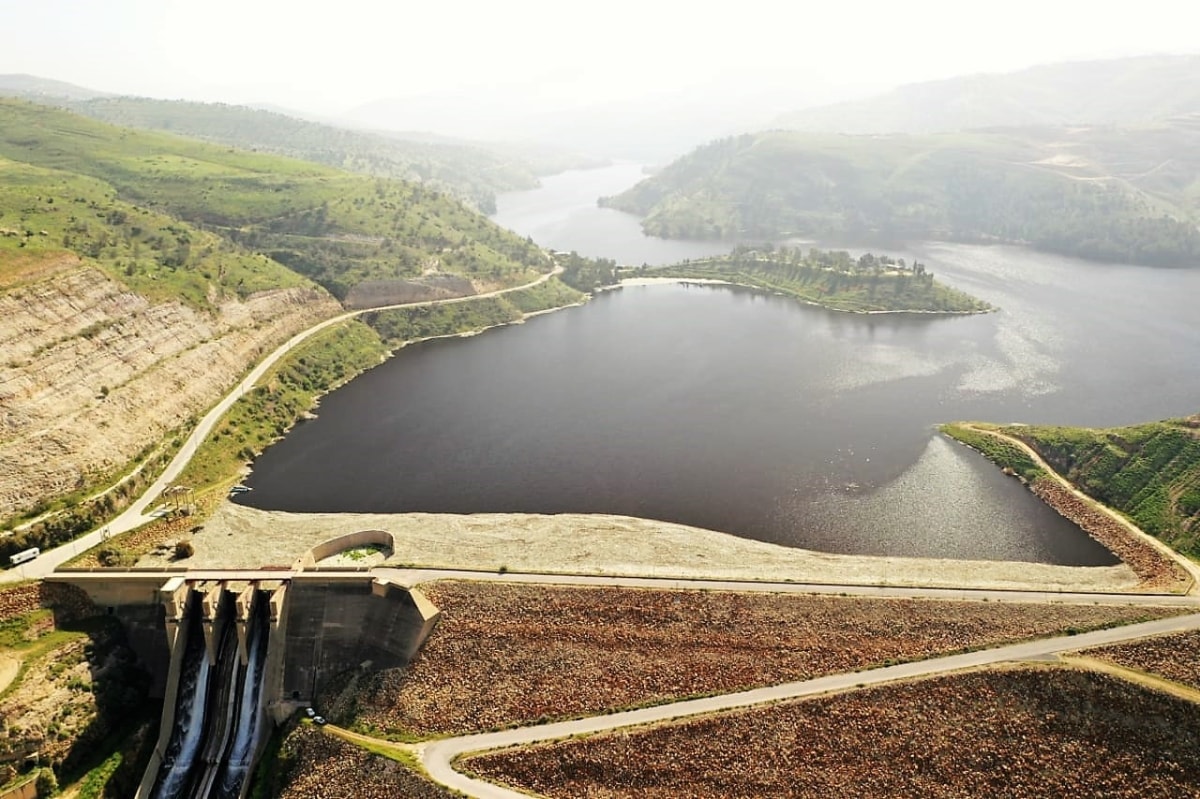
[1029,478,1190,592]
[333,581,1177,738]
[0,260,339,518]
[465,668,1200,798]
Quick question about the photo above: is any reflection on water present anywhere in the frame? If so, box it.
[238,166,1200,566]
[241,285,1114,565]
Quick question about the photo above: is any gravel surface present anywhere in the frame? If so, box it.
[464,667,1200,798]
[330,581,1181,738]
[167,503,1142,593]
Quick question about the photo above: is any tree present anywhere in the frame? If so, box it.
[36,768,58,798]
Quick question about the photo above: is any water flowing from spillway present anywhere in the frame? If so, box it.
[215,593,270,799]
[151,594,217,799]
[148,589,273,799]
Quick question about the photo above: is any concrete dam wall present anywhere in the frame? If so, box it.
[47,571,441,798]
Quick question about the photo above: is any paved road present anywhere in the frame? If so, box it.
[374,567,1200,607]
[419,612,1200,798]
[51,565,1200,607]
[3,267,560,582]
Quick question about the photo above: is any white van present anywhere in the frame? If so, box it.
[10,547,40,566]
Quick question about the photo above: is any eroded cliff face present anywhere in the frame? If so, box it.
[0,259,340,518]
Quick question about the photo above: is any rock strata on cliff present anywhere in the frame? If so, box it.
[0,264,339,518]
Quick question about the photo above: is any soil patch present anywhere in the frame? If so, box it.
[0,653,19,694]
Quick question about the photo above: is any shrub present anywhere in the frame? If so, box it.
[36,768,58,797]
[96,546,132,568]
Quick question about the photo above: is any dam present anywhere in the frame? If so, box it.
[48,543,441,799]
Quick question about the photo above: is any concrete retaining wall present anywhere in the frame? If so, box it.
[295,530,394,569]
[280,575,438,702]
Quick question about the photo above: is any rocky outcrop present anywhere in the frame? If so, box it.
[0,265,340,518]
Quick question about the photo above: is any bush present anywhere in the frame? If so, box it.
[96,546,132,568]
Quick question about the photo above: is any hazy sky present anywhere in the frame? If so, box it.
[2,0,1197,115]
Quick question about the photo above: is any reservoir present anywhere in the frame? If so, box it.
[237,166,1200,565]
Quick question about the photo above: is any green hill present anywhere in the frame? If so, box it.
[948,418,1200,559]
[0,99,548,302]
[55,96,543,213]
[602,125,1200,267]
[776,54,1200,134]
[0,77,608,213]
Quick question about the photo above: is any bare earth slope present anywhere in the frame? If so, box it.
[0,262,338,517]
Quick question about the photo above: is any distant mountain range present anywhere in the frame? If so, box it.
[0,73,112,102]
[601,54,1200,268]
[775,54,1200,134]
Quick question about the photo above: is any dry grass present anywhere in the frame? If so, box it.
[464,667,1200,798]
[333,581,1182,738]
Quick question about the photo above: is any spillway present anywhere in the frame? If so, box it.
[146,587,272,799]
[214,593,271,798]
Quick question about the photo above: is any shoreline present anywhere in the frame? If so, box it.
[943,427,1196,595]
[610,275,991,316]
[151,503,1143,595]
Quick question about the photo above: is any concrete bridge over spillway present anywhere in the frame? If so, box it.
[47,565,440,799]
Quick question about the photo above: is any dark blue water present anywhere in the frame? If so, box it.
[236,166,1200,565]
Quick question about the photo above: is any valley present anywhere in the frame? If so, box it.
[1,45,1200,799]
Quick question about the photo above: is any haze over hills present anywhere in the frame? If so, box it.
[0,72,112,102]
[601,54,1200,268]
[775,54,1200,134]
[342,77,854,162]
[0,75,604,213]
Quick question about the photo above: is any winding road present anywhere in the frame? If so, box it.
[401,608,1200,798]
[3,265,561,582]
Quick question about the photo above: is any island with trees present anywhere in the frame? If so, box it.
[644,245,991,314]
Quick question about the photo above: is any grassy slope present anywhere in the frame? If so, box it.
[0,99,549,301]
[0,98,555,546]
[651,247,990,313]
[60,96,542,213]
[1004,418,1200,558]
[943,418,1200,559]
[602,127,1200,267]
[0,156,307,306]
